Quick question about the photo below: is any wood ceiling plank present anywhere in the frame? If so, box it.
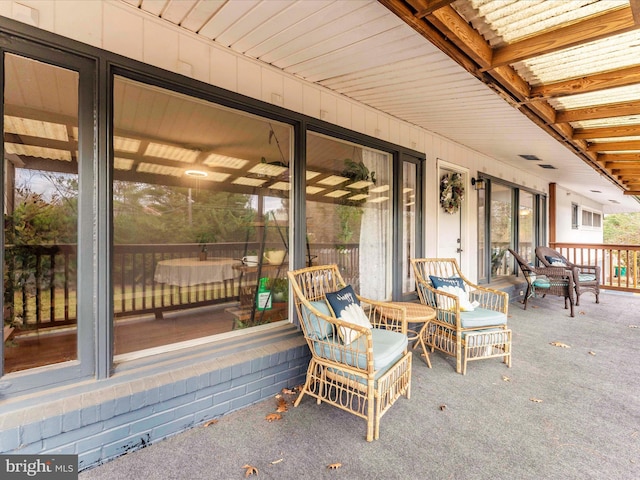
[623,190,640,194]
[573,124,640,140]
[491,7,635,68]
[379,0,479,75]
[531,65,640,99]
[556,101,640,123]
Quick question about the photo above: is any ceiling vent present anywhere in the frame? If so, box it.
[519,154,540,161]
[538,164,556,169]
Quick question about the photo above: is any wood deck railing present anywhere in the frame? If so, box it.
[4,242,360,331]
[550,243,640,293]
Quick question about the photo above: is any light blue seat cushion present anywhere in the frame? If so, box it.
[532,277,551,288]
[460,308,507,328]
[578,273,596,282]
[314,328,407,371]
[301,300,333,340]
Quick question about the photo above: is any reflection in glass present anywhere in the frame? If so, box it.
[112,77,291,356]
[3,54,79,372]
[306,133,391,299]
[518,191,534,261]
[490,183,512,277]
[477,187,487,281]
[403,162,417,295]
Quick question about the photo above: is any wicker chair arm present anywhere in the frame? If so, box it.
[468,287,508,313]
[571,263,601,277]
[358,296,408,334]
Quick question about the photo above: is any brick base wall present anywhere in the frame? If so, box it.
[0,325,309,471]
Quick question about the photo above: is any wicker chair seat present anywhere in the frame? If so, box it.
[313,328,408,372]
[460,309,508,329]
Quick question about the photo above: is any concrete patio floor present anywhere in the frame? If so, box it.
[80,290,640,479]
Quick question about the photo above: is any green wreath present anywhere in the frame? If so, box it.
[440,173,464,214]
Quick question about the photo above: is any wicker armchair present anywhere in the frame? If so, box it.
[410,258,511,375]
[287,264,412,442]
[535,246,600,306]
[509,249,575,317]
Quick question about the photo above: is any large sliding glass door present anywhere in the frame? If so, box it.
[478,177,545,283]
[305,133,392,299]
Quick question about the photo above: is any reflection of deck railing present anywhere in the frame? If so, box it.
[551,243,640,293]
[4,242,360,331]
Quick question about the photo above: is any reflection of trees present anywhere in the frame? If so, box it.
[490,198,512,275]
[113,181,254,244]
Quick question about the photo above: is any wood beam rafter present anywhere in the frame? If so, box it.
[556,101,640,123]
[490,7,636,68]
[410,0,455,19]
[573,124,640,140]
[531,65,640,100]
[587,140,640,152]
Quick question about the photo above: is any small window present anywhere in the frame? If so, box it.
[571,203,579,229]
[581,209,602,228]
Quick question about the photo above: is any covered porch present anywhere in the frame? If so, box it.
[78,289,640,478]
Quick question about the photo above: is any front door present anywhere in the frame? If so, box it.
[437,164,468,269]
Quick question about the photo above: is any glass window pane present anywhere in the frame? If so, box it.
[402,161,417,295]
[112,76,291,357]
[518,191,534,262]
[477,187,487,281]
[306,133,391,299]
[490,183,512,277]
[3,54,79,373]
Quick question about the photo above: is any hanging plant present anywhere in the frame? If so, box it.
[440,172,464,214]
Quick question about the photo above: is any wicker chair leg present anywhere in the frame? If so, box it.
[366,381,375,442]
[294,361,315,408]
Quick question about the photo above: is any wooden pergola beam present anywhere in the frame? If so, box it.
[410,0,455,19]
[531,65,640,99]
[587,140,640,152]
[573,124,640,140]
[605,161,640,169]
[556,101,640,123]
[491,7,636,68]
[599,153,640,162]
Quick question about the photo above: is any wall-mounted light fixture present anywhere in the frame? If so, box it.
[471,177,485,190]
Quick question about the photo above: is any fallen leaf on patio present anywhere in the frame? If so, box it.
[629,325,639,329]
[265,413,282,422]
[282,387,297,395]
[203,419,218,427]
[276,397,288,413]
[550,341,570,348]
[530,398,543,403]
[327,463,342,470]
[579,311,586,315]
[270,458,283,465]
[531,305,539,309]
[242,464,258,477]
[439,404,447,411]
[589,351,596,356]
[502,375,511,382]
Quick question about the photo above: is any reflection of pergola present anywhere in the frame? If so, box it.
[5,63,390,205]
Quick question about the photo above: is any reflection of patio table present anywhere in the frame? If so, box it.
[154,258,239,287]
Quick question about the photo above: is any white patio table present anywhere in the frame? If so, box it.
[154,257,239,287]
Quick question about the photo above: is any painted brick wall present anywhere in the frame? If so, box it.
[0,327,309,471]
